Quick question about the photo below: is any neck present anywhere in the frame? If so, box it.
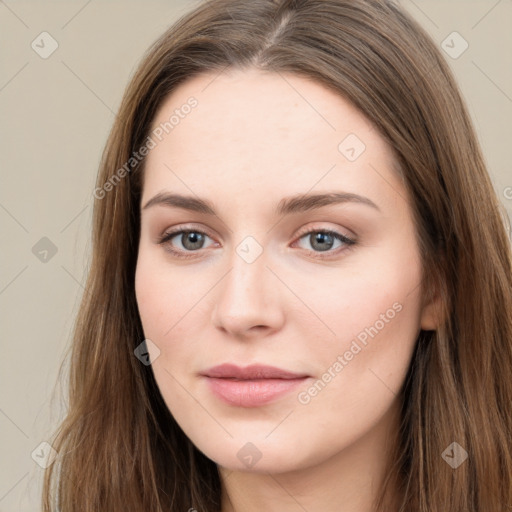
[219,399,402,512]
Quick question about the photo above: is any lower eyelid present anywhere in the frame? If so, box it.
[163,230,215,247]
[159,228,355,257]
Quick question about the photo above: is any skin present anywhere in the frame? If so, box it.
[135,68,440,512]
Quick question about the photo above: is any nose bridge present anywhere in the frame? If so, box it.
[211,235,283,334]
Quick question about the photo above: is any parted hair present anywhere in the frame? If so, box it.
[43,0,512,510]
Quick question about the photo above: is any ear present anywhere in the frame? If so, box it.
[420,282,445,331]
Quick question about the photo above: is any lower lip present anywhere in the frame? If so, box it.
[204,377,309,407]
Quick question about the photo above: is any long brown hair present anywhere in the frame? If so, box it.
[42,0,512,510]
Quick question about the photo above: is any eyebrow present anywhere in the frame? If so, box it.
[142,191,380,215]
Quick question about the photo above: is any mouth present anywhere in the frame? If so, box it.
[200,363,311,407]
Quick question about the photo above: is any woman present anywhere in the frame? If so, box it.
[42,0,512,510]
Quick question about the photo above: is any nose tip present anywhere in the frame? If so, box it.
[210,253,284,338]
[217,319,274,338]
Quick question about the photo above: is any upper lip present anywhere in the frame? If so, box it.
[201,363,309,380]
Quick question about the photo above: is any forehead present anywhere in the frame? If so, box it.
[149,67,379,152]
[142,68,402,211]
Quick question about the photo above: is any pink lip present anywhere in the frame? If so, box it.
[201,364,310,407]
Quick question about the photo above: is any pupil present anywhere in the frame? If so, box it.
[183,232,204,250]
[312,232,333,252]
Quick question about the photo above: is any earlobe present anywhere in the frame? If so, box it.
[420,301,440,331]
[420,284,445,331]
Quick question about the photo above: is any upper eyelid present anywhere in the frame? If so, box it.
[294,224,354,239]
[161,224,216,241]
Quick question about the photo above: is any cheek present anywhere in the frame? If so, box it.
[134,250,213,386]
[294,241,423,393]
[288,266,422,458]
[133,233,425,468]
[134,256,200,415]
[135,262,166,339]
[135,250,197,339]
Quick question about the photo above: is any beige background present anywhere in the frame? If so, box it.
[1,1,511,510]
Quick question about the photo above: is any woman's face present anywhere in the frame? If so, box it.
[135,68,438,473]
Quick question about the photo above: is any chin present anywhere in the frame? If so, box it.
[194,435,332,475]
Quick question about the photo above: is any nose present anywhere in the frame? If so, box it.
[211,245,285,339]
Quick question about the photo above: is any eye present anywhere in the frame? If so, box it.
[158,228,216,259]
[157,226,356,260]
[293,228,356,258]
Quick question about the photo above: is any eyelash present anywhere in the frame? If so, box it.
[157,226,356,260]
